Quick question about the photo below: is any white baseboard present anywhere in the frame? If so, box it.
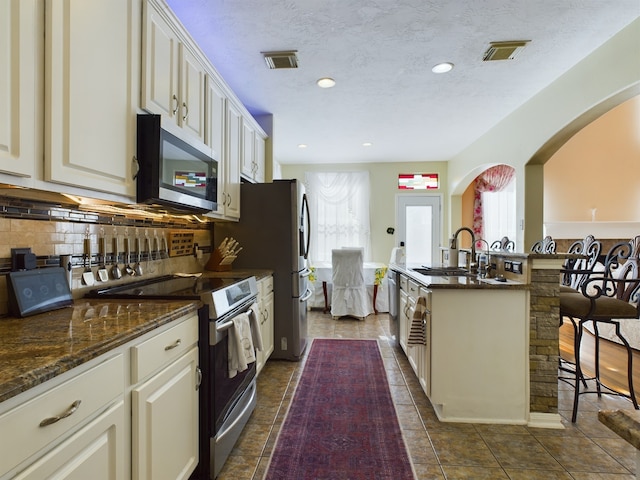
[528,412,565,429]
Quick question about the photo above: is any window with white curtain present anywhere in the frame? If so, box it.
[304,171,372,263]
[481,178,517,245]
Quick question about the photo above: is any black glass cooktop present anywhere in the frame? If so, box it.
[86,274,248,299]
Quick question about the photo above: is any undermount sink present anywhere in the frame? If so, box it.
[411,267,473,277]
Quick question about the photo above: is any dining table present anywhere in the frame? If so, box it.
[311,261,388,314]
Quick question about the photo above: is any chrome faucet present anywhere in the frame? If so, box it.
[450,227,477,273]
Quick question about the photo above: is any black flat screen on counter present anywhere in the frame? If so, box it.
[7,268,73,317]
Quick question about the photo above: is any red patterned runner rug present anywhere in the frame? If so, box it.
[265,339,415,480]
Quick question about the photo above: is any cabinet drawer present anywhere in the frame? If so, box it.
[399,274,408,292]
[407,279,420,298]
[0,354,124,475]
[130,315,198,384]
[259,275,273,295]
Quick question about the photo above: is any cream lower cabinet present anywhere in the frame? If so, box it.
[0,313,200,480]
[44,0,139,197]
[130,315,200,480]
[132,348,199,480]
[400,278,430,397]
[256,275,274,375]
[12,400,126,480]
[0,0,39,182]
[398,276,408,352]
[0,355,126,480]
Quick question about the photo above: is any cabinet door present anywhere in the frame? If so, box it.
[132,347,199,480]
[205,77,226,217]
[256,277,274,375]
[12,400,125,480]
[399,289,408,352]
[224,102,242,219]
[253,133,266,183]
[179,45,206,145]
[241,120,254,179]
[262,290,274,359]
[0,0,38,179]
[45,0,138,196]
[141,1,179,123]
[406,296,418,373]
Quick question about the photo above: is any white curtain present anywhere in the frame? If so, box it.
[304,171,372,263]
[482,178,517,246]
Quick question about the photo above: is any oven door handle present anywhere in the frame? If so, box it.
[217,307,255,332]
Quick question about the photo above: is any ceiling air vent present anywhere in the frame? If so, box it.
[262,50,299,69]
[482,40,530,61]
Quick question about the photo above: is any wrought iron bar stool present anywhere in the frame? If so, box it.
[559,236,640,422]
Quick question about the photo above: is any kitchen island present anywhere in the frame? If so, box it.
[392,252,572,429]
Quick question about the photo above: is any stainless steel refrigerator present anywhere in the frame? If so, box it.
[213,179,311,361]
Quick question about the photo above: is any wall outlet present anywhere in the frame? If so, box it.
[504,260,513,272]
[512,261,523,274]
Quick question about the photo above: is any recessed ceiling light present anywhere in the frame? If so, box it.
[298,144,308,149]
[362,142,372,147]
[431,62,454,74]
[316,77,336,88]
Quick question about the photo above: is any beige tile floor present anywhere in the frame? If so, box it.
[217,310,638,479]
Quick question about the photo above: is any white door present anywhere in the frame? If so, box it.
[396,195,441,266]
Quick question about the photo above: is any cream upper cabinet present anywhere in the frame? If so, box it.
[44,0,139,197]
[241,119,266,183]
[205,77,229,218]
[253,133,266,183]
[0,0,39,181]
[142,0,206,146]
[241,120,255,179]
[224,101,243,219]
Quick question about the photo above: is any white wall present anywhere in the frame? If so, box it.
[447,18,640,250]
[279,18,640,256]
[280,161,448,264]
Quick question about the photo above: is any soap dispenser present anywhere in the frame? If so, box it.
[447,237,458,267]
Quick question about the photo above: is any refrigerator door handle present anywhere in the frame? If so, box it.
[300,266,312,278]
[300,287,313,302]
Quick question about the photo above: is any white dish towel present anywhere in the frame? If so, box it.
[228,312,256,378]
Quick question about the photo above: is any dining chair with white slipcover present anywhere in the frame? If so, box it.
[330,248,370,320]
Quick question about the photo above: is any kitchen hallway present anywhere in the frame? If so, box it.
[218,311,638,479]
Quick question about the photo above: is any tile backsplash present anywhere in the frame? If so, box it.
[0,195,212,316]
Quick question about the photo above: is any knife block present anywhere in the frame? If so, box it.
[205,247,233,271]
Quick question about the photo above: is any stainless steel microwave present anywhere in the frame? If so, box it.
[136,114,218,212]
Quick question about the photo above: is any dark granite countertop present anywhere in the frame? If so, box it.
[0,298,201,404]
[598,409,640,450]
[390,264,529,290]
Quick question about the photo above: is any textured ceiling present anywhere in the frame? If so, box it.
[166,0,639,165]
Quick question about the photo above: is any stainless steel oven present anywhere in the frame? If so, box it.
[87,274,259,479]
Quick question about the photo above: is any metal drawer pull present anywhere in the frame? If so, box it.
[164,339,182,351]
[39,400,82,427]
[195,367,202,391]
